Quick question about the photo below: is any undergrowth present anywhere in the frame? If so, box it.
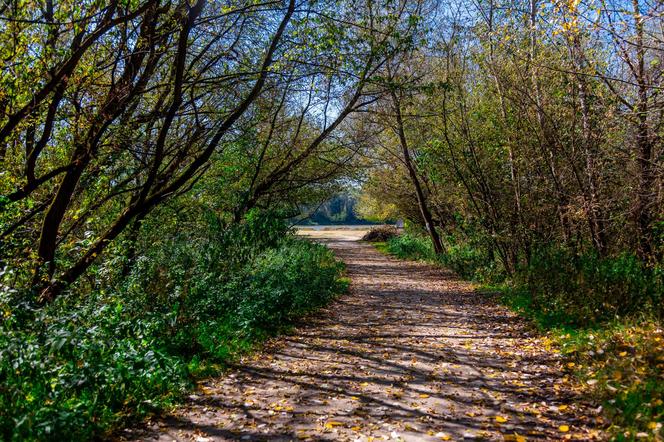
[384,232,501,281]
[499,285,664,441]
[0,211,347,441]
[376,231,663,441]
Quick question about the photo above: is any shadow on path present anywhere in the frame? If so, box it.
[119,232,603,441]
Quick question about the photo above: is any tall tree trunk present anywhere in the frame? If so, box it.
[632,0,655,259]
[569,31,608,255]
[529,0,571,244]
[485,0,526,265]
[37,0,296,303]
[34,148,91,282]
[390,90,445,255]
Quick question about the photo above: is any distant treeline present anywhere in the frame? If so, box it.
[300,195,380,225]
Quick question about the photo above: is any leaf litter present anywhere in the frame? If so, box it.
[122,230,604,441]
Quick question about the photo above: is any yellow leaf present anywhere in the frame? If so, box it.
[566,362,575,368]
[647,422,658,430]
[558,405,568,411]
[418,394,430,398]
[504,434,527,442]
[559,425,570,432]
[324,421,345,429]
[612,370,622,380]
[351,426,361,431]
[618,351,627,357]
[495,416,508,423]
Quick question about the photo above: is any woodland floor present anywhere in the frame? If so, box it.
[120,229,605,442]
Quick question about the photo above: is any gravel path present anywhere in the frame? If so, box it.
[122,230,603,441]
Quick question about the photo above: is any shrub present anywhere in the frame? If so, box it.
[385,232,663,322]
[385,232,499,281]
[0,293,190,441]
[361,225,399,242]
[0,212,346,441]
[518,248,663,324]
[386,232,435,260]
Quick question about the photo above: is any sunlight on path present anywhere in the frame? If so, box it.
[122,230,603,441]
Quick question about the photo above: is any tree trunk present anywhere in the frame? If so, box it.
[390,90,445,255]
[632,0,654,259]
[570,32,608,255]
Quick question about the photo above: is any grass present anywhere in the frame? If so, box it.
[372,241,390,255]
[492,284,663,440]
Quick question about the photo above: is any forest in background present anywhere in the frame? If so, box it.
[298,194,379,225]
[0,0,661,439]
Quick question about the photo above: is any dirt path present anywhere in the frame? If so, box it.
[124,231,603,441]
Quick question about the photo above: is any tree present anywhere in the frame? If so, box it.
[0,0,426,302]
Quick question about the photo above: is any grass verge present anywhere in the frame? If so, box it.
[496,283,663,441]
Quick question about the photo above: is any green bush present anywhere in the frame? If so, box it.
[386,233,435,261]
[0,212,346,441]
[184,237,345,356]
[0,293,189,441]
[517,248,663,325]
[386,232,663,324]
[385,232,498,281]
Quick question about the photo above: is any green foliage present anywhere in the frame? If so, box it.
[0,293,189,441]
[0,212,346,441]
[385,231,663,324]
[508,316,664,440]
[385,232,499,281]
[439,234,502,282]
[495,250,664,439]
[517,248,663,325]
[386,232,435,261]
[305,194,373,225]
[557,323,663,440]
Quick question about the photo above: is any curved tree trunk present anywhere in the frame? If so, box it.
[390,90,445,255]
